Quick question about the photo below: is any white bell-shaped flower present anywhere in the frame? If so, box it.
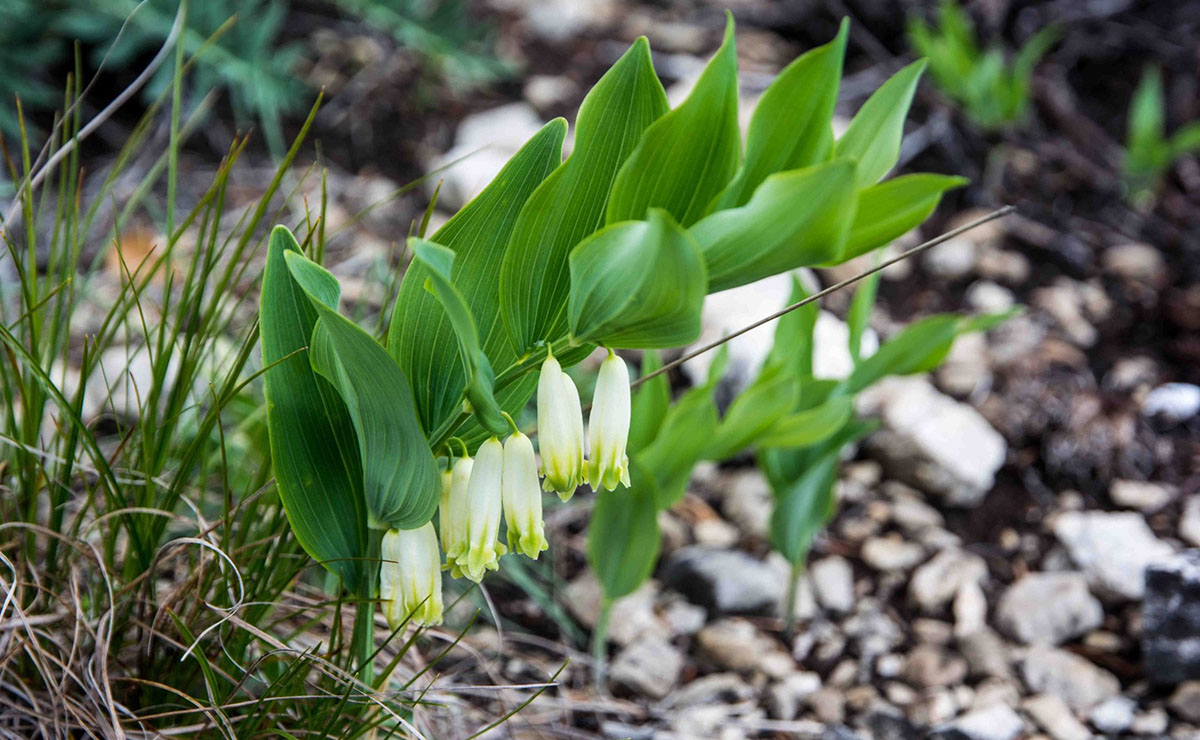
[537,353,586,499]
[437,468,453,553]
[380,523,443,628]
[459,437,507,581]
[442,456,473,578]
[586,351,631,490]
[502,432,548,559]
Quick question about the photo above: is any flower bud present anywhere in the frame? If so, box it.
[380,523,443,628]
[537,353,586,499]
[460,437,507,581]
[442,456,473,578]
[586,351,631,490]
[502,432,548,559]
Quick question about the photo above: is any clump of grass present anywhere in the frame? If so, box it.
[0,22,538,739]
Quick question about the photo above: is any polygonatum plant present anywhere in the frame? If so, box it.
[259,11,969,679]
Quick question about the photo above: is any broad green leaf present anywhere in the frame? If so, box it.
[713,21,847,209]
[500,38,669,355]
[835,59,926,188]
[408,239,507,435]
[769,447,839,565]
[588,459,661,600]
[764,275,818,381]
[285,250,440,530]
[841,174,968,261]
[1171,121,1200,158]
[756,396,854,448]
[568,210,706,349]
[260,226,366,590]
[843,308,1018,395]
[637,384,719,508]
[629,350,668,451]
[847,269,880,364]
[694,159,857,292]
[705,367,796,461]
[607,13,740,226]
[389,120,566,436]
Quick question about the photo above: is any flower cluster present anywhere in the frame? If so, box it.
[380,349,631,628]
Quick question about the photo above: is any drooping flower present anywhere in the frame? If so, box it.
[502,431,548,559]
[537,352,586,499]
[459,437,507,581]
[442,456,473,578]
[380,523,443,628]
[586,350,631,490]
[437,468,453,553]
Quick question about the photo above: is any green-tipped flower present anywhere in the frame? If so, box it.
[460,437,507,581]
[442,456,473,578]
[537,353,586,499]
[586,351,631,490]
[380,523,443,628]
[502,431,549,559]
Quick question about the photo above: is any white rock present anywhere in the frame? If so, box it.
[1053,510,1174,599]
[810,556,855,615]
[720,469,773,539]
[428,103,546,209]
[995,572,1104,645]
[861,377,1006,506]
[1182,496,1200,547]
[937,331,991,397]
[1101,243,1166,283]
[1110,479,1176,513]
[966,280,1016,312]
[766,671,822,720]
[1142,382,1200,423]
[609,635,683,699]
[954,580,989,637]
[564,574,664,646]
[1021,647,1120,712]
[945,703,1025,740]
[1033,281,1097,347]
[923,234,978,279]
[909,548,989,613]
[523,74,575,110]
[861,535,926,572]
[1089,695,1135,733]
[493,0,616,43]
[1130,706,1168,734]
[1023,693,1091,740]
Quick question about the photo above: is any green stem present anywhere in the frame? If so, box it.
[353,530,383,685]
[591,598,613,691]
[782,561,804,642]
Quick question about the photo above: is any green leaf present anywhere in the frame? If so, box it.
[841,174,968,261]
[588,459,661,600]
[768,448,839,566]
[500,38,669,355]
[629,350,669,451]
[1126,66,1167,179]
[693,159,857,292]
[408,238,507,435]
[756,396,854,448]
[568,210,706,349]
[835,59,926,188]
[606,13,740,226]
[637,384,719,508]
[285,250,440,530]
[706,367,796,461]
[713,21,847,209]
[1170,121,1200,158]
[260,226,367,590]
[847,269,880,364]
[388,120,567,436]
[764,275,818,381]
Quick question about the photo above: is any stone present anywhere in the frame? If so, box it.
[522,74,575,110]
[1110,479,1176,513]
[939,703,1025,740]
[1142,382,1200,423]
[661,672,756,709]
[810,687,847,724]
[977,248,1031,284]
[662,546,784,616]
[862,535,926,572]
[811,556,856,615]
[953,581,989,637]
[609,635,683,699]
[860,378,1006,507]
[1143,550,1200,685]
[903,644,968,688]
[909,549,989,613]
[937,331,991,397]
[720,469,773,539]
[866,711,921,740]
[910,688,959,726]
[1023,693,1091,740]
[695,618,788,675]
[844,606,904,657]
[1182,497,1200,548]
[1021,647,1120,712]
[924,234,978,279]
[428,103,544,209]
[509,0,616,43]
[1101,243,1166,283]
[1130,706,1168,734]
[766,671,821,720]
[564,574,664,646]
[1169,682,1200,722]
[966,280,1016,312]
[958,629,1012,679]
[661,596,707,637]
[1088,696,1135,733]
[1053,510,1174,600]
[995,572,1104,645]
[1032,281,1098,347]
